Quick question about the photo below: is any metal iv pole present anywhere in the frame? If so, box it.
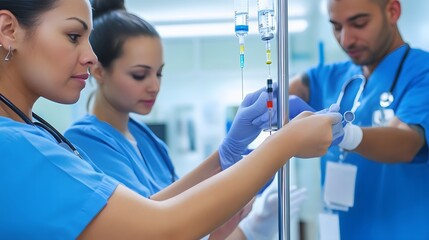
[276,0,290,239]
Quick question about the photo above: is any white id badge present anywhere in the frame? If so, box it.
[372,108,394,126]
[319,212,340,240]
[324,161,357,209]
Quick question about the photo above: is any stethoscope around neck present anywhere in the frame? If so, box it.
[379,43,411,108]
[336,74,367,124]
[336,43,411,124]
[0,93,83,159]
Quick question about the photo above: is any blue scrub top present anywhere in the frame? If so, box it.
[0,117,119,239]
[65,115,177,198]
[306,45,429,240]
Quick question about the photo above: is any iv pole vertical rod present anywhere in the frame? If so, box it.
[277,0,290,239]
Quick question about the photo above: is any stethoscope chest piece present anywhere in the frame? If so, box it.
[343,111,355,124]
[380,92,394,108]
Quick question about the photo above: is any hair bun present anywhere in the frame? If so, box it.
[91,0,126,19]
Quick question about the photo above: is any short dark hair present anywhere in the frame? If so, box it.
[371,0,389,8]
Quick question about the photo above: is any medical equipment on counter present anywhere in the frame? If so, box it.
[0,93,83,159]
[235,0,249,99]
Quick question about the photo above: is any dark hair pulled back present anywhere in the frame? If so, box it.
[0,0,58,30]
[90,0,160,69]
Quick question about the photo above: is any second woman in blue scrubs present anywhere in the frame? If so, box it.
[65,0,248,197]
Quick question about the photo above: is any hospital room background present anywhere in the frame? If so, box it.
[33,0,429,239]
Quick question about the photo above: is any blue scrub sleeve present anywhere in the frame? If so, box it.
[137,121,179,181]
[0,126,118,239]
[306,66,324,110]
[306,61,360,112]
[65,127,153,197]
[395,74,429,162]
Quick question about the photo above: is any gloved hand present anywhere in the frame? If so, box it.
[316,104,344,146]
[239,175,307,240]
[263,94,313,122]
[289,95,315,119]
[289,97,344,146]
[218,87,278,170]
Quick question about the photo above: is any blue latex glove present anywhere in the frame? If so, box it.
[289,97,344,146]
[219,87,277,170]
[316,104,344,146]
[252,92,313,123]
[289,95,315,119]
[239,174,308,240]
[259,94,313,122]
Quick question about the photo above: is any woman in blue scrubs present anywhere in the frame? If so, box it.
[0,0,341,239]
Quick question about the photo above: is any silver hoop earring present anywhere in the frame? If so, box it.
[5,45,12,61]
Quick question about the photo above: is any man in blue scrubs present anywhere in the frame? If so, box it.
[290,0,429,239]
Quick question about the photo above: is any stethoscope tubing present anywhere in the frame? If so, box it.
[335,74,367,115]
[335,44,411,118]
[0,93,82,158]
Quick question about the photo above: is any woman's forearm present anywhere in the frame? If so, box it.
[79,114,336,240]
[152,152,222,200]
